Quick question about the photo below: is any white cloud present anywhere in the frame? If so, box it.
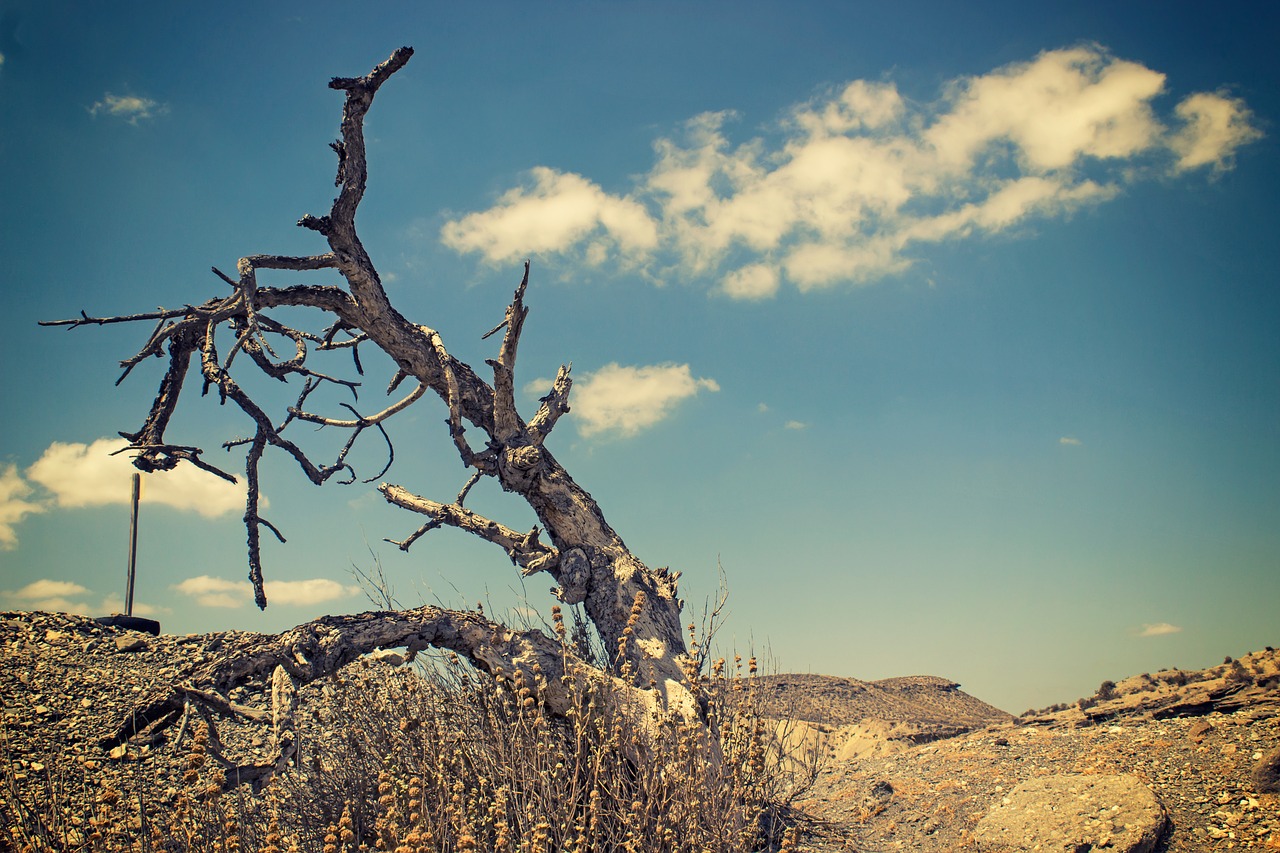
[1169,91,1263,172]
[26,437,245,518]
[566,363,719,438]
[1,579,162,618]
[784,420,808,430]
[98,594,163,618]
[1138,622,1182,637]
[172,576,247,608]
[440,167,658,265]
[719,264,780,300]
[924,48,1166,172]
[0,463,45,549]
[89,93,166,125]
[1059,436,1083,446]
[173,575,359,608]
[1,579,91,613]
[442,46,1259,299]
[267,578,362,607]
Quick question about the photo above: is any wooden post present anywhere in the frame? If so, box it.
[126,472,139,617]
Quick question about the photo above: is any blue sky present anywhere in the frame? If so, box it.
[1,1,1277,713]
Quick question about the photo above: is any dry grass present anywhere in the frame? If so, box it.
[3,624,814,852]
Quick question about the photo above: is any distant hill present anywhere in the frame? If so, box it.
[747,672,1008,729]
[740,672,1010,760]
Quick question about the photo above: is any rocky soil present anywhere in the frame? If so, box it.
[3,610,1278,851]
[791,649,1280,851]
[1,611,289,825]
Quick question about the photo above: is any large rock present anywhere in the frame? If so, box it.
[1254,745,1280,794]
[973,774,1167,853]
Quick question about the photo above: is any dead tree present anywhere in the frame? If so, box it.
[45,48,704,782]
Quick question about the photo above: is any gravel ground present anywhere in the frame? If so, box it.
[794,665,1280,851]
[2,611,290,830]
[4,610,1278,851]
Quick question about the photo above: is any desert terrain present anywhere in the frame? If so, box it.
[3,611,1277,851]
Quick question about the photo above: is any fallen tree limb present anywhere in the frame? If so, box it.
[103,604,702,789]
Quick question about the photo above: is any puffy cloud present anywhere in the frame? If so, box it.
[784,420,808,431]
[1,578,91,613]
[442,46,1259,299]
[1169,91,1263,172]
[925,48,1166,172]
[1138,622,1182,637]
[89,93,166,124]
[97,595,162,617]
[172,575,359,608]
[562,363,719,438]
[783,238,909,291]
[267,578,362,607]
[26,437,245,518]
[792,80,906,135]
[172,576,247,609]
[440,167,658,265]
[0,463,45,549]
[719,264,780,300]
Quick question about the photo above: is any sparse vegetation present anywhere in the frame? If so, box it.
[1097,680,1117,701]
[2,641,812,852]
[1226,658,1254,685]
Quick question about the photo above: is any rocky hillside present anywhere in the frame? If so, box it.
[2,610,1277,851]
[743,672,1011,764]
[748,673,1008,731]
[796,647,1280,851]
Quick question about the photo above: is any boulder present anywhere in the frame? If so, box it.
[973,774,1167,853]
[114,635,148,653]
[1253,745,1280,794]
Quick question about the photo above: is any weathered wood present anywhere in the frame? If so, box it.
[48,47,702,785]
[100,605,695,788]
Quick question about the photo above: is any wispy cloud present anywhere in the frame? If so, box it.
[528,362,719,438]
[25,437,246,518]
[0,463,45,549]
[98,594,163,618]
[172,575,360,608]
[442,46,1259,298]
[1138,622,1183,637]
[89,93,166,125]
[1059,436,1083,446]
[784,420,808,430]
[0,579,163,617]
[1,579,91,613]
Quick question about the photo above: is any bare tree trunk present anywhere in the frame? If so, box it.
[46,47,703,784]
